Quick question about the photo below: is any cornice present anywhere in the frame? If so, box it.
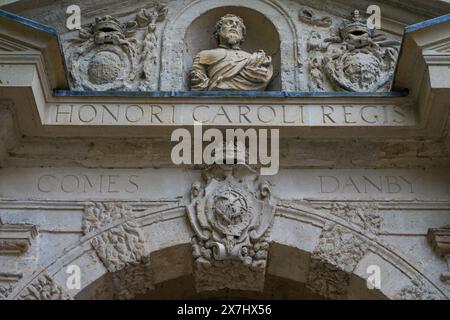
[0,9,449,139]
[427,225,450,282]
[0,223,38,255]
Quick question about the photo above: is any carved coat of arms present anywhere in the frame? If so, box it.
[186,164,275,291]
[66,4,167,91]
[307,10,400,92]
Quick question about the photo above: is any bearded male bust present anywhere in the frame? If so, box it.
[189,14,274,91]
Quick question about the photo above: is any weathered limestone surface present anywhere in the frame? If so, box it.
[3,0,406,91]
[0,0,449,300]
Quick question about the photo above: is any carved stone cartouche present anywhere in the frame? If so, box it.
[186,158,275,291]
[306,10,400,92]
[67,4,167,91]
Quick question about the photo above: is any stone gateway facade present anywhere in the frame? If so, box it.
[0,0,449,300]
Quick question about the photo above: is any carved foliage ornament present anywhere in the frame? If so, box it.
[67,4,167,91]
[186,165,275,291]
[83,202,152,299]
[329,202,382,235]
[0,273,21,300]
[18,273,71,300]
[394,279,442,300]
[83,202,148,273]
[306,10,400,92]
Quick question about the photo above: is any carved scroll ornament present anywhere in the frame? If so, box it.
[186,163,275,291]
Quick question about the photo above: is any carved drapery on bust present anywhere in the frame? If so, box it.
[63,6,401,93]
[189,14,273,91]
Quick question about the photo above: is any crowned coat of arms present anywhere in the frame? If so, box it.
[186,163,275,291]
[307,10,400,92]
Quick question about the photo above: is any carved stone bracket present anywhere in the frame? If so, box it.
[186,164,276,292]
[17,273,72,300]
[307,223,368,299]
[0,222,38,255]
[427,225,450,282]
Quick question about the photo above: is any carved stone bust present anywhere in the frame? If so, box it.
[189,14,273,91]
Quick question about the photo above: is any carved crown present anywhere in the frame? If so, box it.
[213,141,248,165]
[340,10,373,39]
[93,16,123,33]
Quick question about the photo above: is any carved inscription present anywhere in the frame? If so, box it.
[319,175,417,194]
[37,174,139,194]
[14,170,438,201]
[48,103,413,126]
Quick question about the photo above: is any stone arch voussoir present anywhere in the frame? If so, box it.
[7,201,447,300]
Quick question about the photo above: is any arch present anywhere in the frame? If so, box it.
[6,202,447,300]
[159,0,299,91]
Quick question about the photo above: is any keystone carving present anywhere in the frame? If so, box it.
[306,10,400,92]
[186,163,275,292]
[67,3,167,91]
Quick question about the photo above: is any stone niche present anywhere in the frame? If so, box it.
[183,6,281,91]
[159,0,297,91]
[58,0,403,92]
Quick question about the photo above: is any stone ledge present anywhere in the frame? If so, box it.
[0,223,38,255]
[0,9,449,138]
[427,225,450,282]
[428,226,450,257]
[53,90,408,98]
